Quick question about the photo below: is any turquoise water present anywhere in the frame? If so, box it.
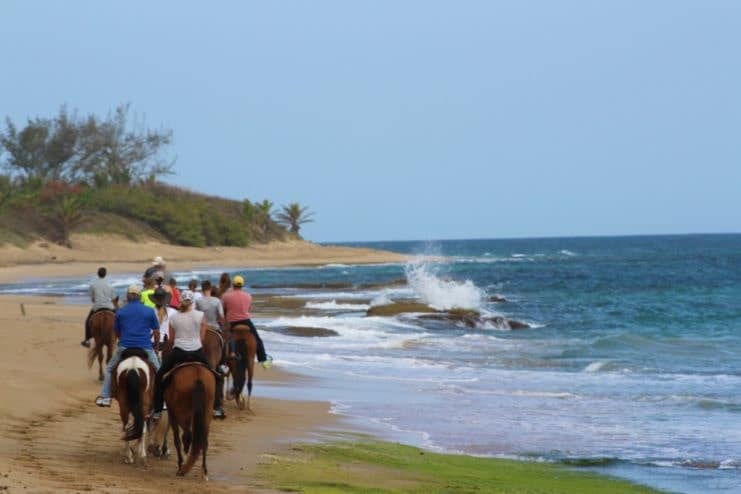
[4,234,740,493]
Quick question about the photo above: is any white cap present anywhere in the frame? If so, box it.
[180,289,195,304]
[152,256,165,265]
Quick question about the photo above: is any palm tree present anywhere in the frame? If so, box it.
[255,199,274,235]
[275,203,314,235]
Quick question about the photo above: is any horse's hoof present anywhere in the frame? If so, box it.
[203,475,209,481]
[176,470,185,476]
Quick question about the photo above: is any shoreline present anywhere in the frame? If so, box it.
[0,234,408,284]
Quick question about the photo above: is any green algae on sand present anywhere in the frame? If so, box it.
[258,439,664,494]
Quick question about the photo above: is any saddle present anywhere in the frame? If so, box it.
[161,361,217,382]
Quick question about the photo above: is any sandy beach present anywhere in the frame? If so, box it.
[0,234,407,283]
[0,294,342,493]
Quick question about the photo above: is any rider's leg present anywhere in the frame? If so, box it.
[99,345,125,399]
[246,319,268,362]
[153,348,181,413]
[82,309,94,345]
[144,347,161,371]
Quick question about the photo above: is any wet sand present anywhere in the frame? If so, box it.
[0,295,337,493]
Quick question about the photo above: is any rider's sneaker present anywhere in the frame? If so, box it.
[95,396,111,407]
[218,364,229,374]
[261,355,273,370]
[81,340,91,348]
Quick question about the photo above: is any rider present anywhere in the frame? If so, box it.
[143,256,170,284]
[151,290,212,420]
[196,280,225,333]
[149,286,176,355]
[221,275,272,368]
[95,284,161,407]
[82,267,117,348]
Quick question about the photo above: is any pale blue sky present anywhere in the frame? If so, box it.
[1,1,740,242]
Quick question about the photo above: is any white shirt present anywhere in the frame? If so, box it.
[157,307,178,342]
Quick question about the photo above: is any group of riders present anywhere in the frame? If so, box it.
[84,256,272,419]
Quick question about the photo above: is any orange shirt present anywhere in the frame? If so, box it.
[221,288,252,322]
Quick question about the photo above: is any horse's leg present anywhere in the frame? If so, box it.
[170,414,183,470]
[125,440,134,464]
[97,338,104,381]
[202,436,209,481]
[138,421,148,464]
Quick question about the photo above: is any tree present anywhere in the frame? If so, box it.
[275,203,314,236]
[255,199,274,236]
[38,181,88,247]
[0,104,174,186]
[76,104,174,185]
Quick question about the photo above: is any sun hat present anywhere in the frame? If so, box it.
[148,287,172,306]
[233,275,245,287]
[152,256,166,266]
[180,289,195,304]
[127,284,142,295]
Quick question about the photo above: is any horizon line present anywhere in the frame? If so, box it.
[319,231,741,245]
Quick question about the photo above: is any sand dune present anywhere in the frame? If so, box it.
[0,234,407,283]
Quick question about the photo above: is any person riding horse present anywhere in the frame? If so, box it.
[221,275,272,367]
[81,267,117,348]
[151,290,212,420]
[95,284,161,407]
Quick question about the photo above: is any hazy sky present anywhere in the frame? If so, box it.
[1,1,740,242]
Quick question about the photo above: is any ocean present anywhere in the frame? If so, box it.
[3,234,741,493]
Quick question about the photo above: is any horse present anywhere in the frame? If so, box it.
[87,312,116,381]
[203,328,226,418]
[112,348,157,465]
[164,363,216,479]
[226,325,257,412]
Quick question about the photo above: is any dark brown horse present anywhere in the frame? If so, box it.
[87,308,117,381]
[203,328,226,418]
[112,349,156,465]
[226,325,257,411]
[164,363,216,479]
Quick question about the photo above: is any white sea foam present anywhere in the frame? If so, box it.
[560,249,578,256]
[404,259,486,311]
[370,293,393,307]
[584,361,608,372]
[305,300,370,311]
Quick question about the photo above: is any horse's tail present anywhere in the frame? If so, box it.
[123,369,145,441]
[233,339,248,395]
[180,378,207,475]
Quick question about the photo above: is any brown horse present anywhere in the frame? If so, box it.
[164,363,216,479]
[226,325,257,411]
[203,328,226,417]
[112,348,156,465]
[87,309,117,381]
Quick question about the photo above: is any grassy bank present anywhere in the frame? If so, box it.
[259,438,663,494]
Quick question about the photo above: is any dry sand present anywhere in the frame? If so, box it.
[0,295,340,493]
[0,234,407,283]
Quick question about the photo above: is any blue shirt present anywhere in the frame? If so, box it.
[114,299,159,349]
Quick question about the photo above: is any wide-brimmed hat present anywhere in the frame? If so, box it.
[127,284,142,295]
[148,287,172,306]
[152,256,166,266]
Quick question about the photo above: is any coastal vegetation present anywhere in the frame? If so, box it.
[259,438,662,493]
[0,105,312,247]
